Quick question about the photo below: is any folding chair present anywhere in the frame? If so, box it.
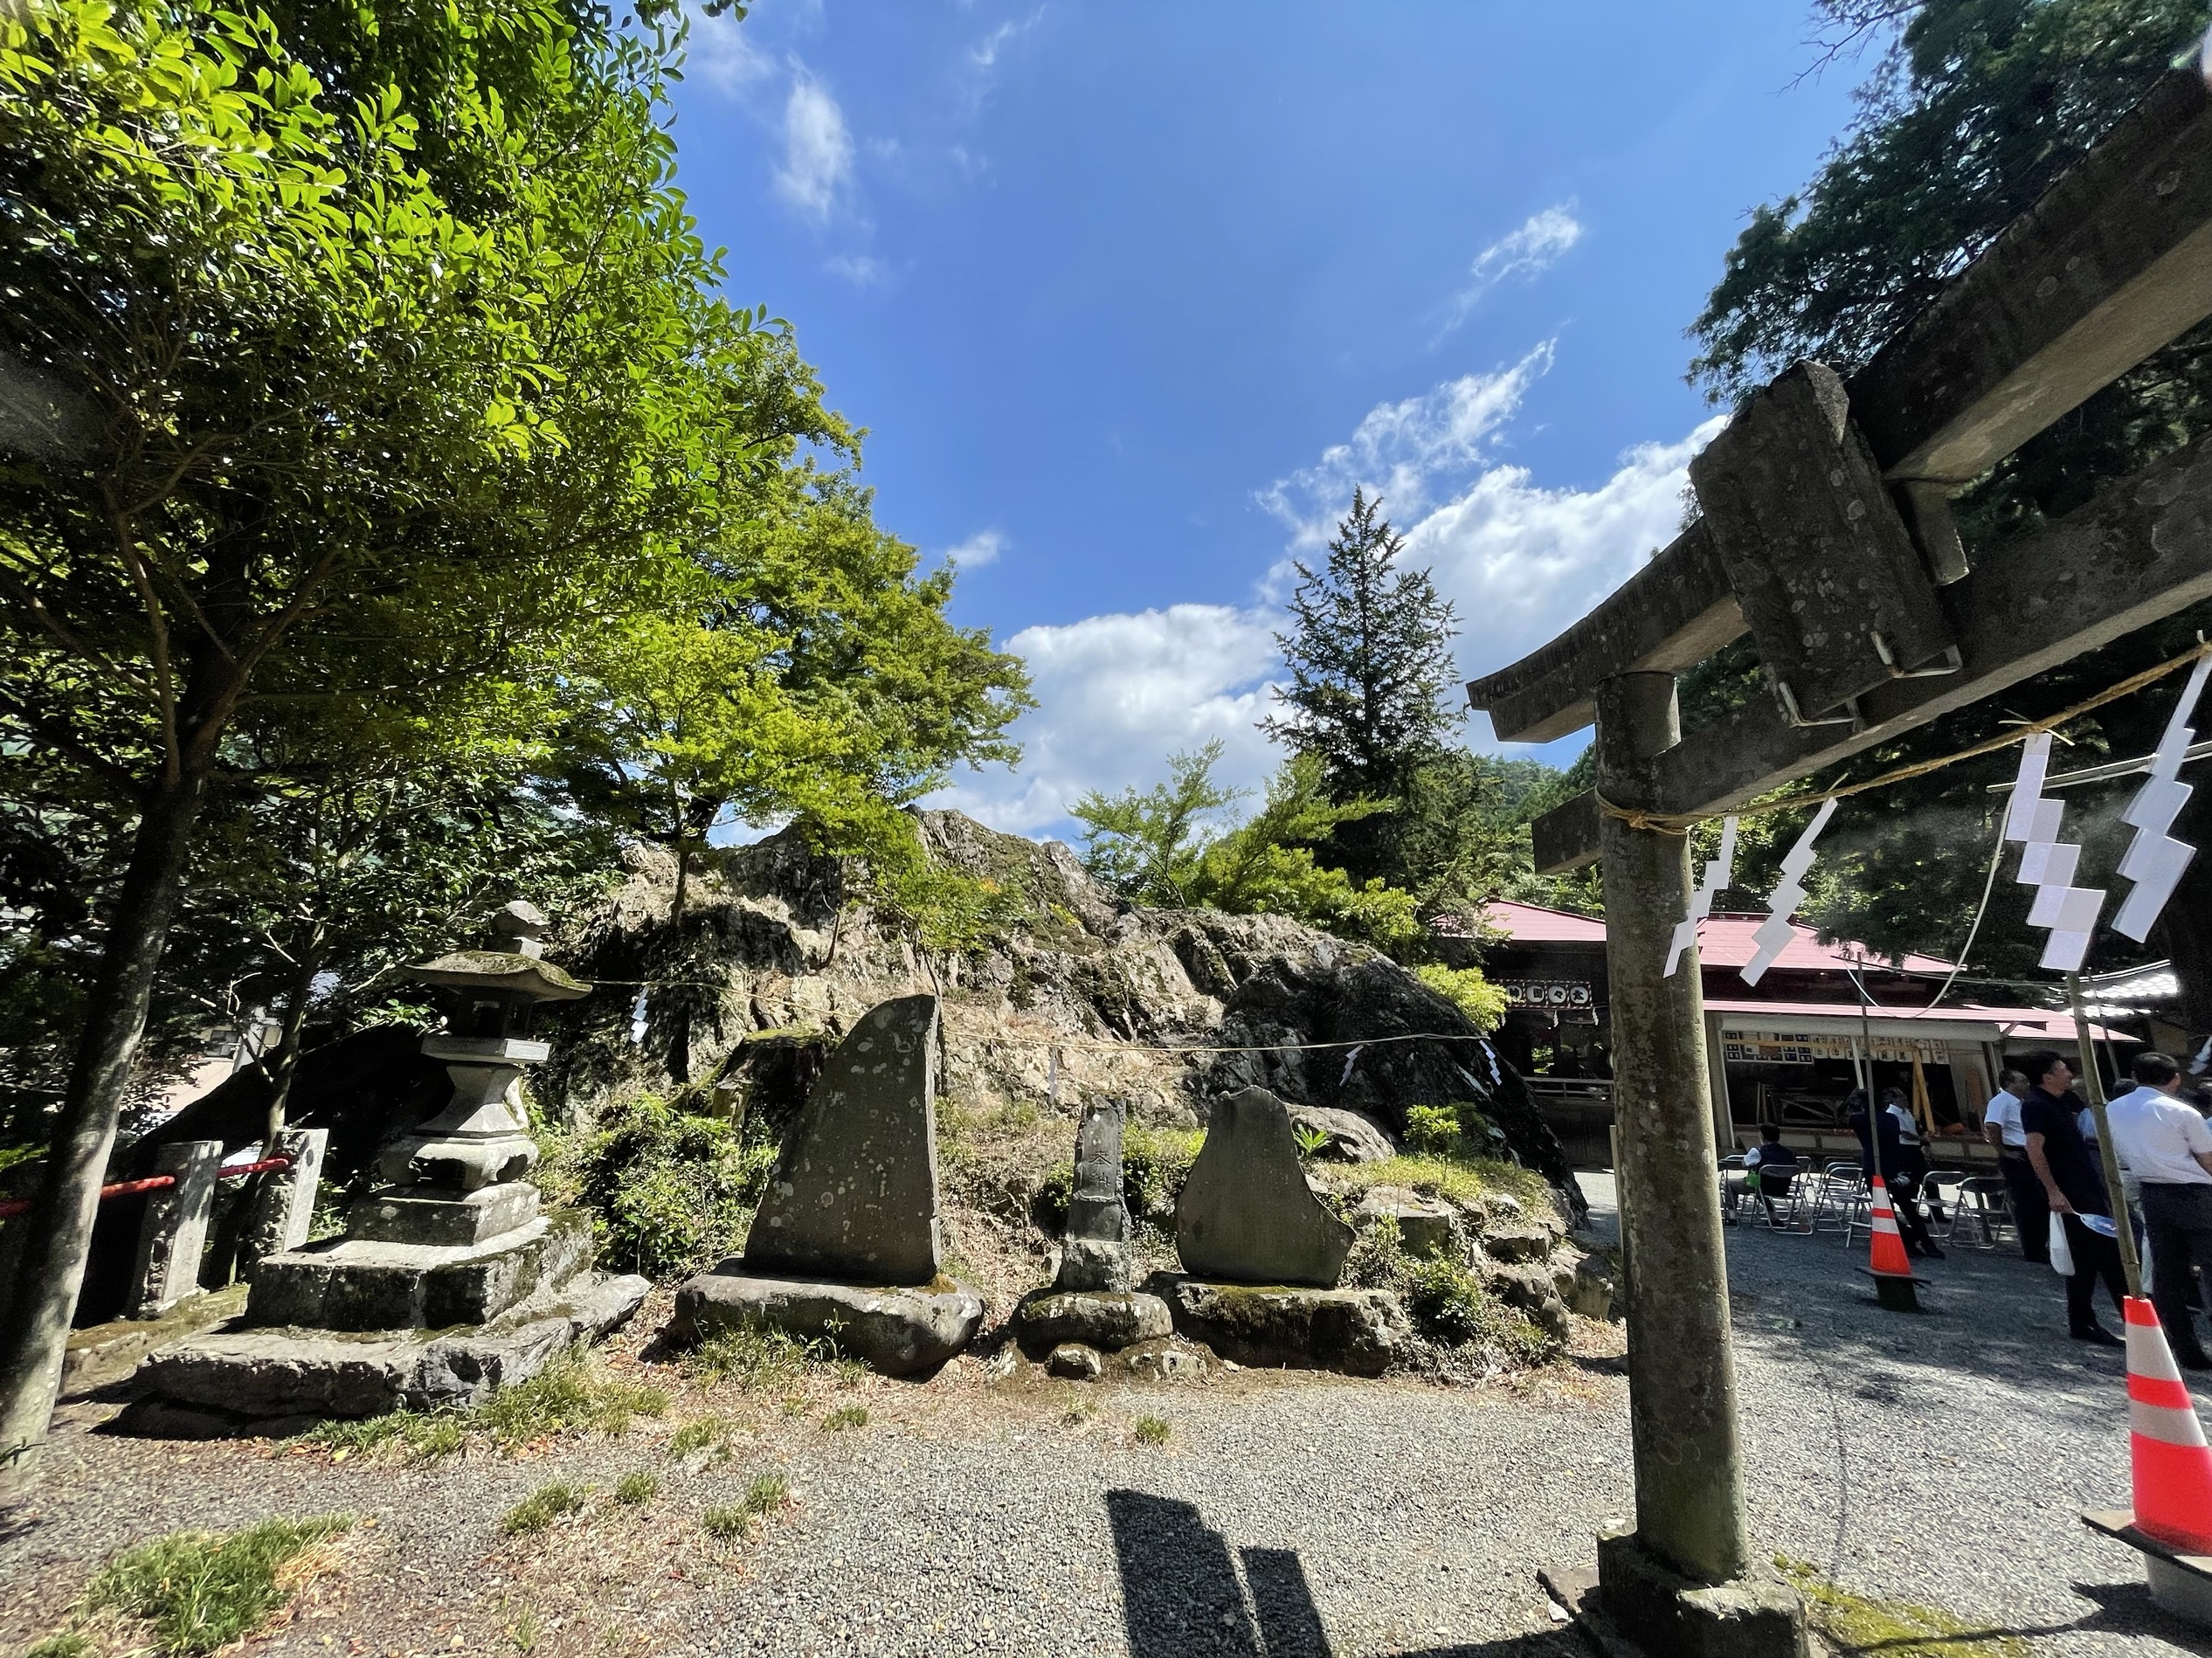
[1952,1175,2015,1251]
[1919,1169,1969,1240]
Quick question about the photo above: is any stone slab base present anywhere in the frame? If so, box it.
[60,1283,250,1400]
[670,1267,982,1377]
[1581,1531,1808,1658]
[248,1210,591,1331]
[134,1271,650,1426]
[349,1183,542,1247]
[1013,1289,1172,1356]
[1156,1276,1411,1377]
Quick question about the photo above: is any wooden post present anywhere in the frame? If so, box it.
[1595,672,1748,1582]
[2069,974,2144,1297]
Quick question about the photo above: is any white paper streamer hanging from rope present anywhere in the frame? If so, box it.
[1741,800,1837,986]
[2006,731,2105,971]
[1665,815,1738,978]
[2113,651,2212,942]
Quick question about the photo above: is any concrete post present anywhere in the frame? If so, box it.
[238,1127,328,1280]
[1593,673,1806,1655]
[128,1140,222,1318]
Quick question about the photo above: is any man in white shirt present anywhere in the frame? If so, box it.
[1981,1070,2047,1263]
[2105,1051,2212,1370]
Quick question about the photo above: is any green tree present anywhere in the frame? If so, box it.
[1683,0,2212,1002]
[1068,741,1244,906]
[0,0,831,1481]
[1073,747,1422,955]
[1261,488,1462,879]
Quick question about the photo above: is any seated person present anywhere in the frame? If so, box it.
[1726,1125,1801,1221]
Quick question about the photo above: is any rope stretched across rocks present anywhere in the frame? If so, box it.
[1596,639,2212,836]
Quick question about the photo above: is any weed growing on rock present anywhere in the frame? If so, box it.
[1132,1415,1171,1445]
[501,1483,587,1537]
[614,1472,660,1506]
[1345,1213,1552,1365]
[1329,1149,1552,1215]
[84,1516,353,1653]
[819,1405,868,1432]
[1777,1561,2027,1658]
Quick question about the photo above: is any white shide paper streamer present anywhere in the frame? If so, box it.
[2006,731,2105,971]
[2113,652,2212,942]
[1665,815,1738,977]
[1741,800,1837,986]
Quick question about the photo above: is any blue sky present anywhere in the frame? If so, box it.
[671,3,1863,838]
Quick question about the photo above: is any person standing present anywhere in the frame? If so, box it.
[1883,1086,1944,1223]
[1984,1069,2048,1263]
[1850,1089,1942,1259]
[2020,1050,2127,1346]
[2105,1051,2212,1370]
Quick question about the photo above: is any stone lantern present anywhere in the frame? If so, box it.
[370,902,588,1219]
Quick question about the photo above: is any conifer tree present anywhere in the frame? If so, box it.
[1261,489,1461,879]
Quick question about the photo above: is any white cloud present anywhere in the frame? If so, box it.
[1258,341,1725,747]
[971,10,1043,70]
[1407,421,1726,717]
[689,9,773,97]
[826,252,891,287]
[1434,205,1583,341]
[927,605,1283,836]
[774,74,854,222]
[1258,343,1554,547]
[942,339,1722,835]
[943,529,1008,568]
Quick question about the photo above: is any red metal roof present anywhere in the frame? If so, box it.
[1478,902,1955,974]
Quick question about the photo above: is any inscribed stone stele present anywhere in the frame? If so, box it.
[1175,1087,1351,1288]
[743,994,943,1285]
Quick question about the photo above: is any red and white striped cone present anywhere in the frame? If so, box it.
[1862,1176,1924,1311]
[2125,1295,2212,1554]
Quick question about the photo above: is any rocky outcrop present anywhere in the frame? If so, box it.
[533,810,1569,1185]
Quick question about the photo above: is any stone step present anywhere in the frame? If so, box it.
[247,1210,591,1332]
[136,1270,650,1424]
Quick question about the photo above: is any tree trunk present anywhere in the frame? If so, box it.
[0,770,208,1493]
[666,838,691,1084]
[263,933,325,1145]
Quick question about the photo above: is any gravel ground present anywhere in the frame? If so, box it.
[1,1180,2205,1658]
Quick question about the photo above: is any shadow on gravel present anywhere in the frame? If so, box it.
[1104,1489,1594,1658]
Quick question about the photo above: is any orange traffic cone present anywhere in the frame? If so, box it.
[2125,1295,2212,1554]
[1862,1176,1925,1312]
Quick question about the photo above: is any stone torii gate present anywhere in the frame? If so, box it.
[1469,68,2212,1656]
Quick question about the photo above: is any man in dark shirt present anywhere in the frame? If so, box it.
[2019,1050,2127,1346]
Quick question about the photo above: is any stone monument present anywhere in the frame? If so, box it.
[1160,1086,1409,1376]
[1013,1099,1172,1369]
[140,902,649,1424]
[669,994,983,1376]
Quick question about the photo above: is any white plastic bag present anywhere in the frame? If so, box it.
[2050,1212,2076,1277]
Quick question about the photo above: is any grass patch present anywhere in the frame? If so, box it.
[306,1406,461,1461]
[476,1352,668,1445]
[1344,1215,1552,1362]
[613,1471,660,1506]
[742,1472,790,1515]
[1132,1415,1171,1446]
[819,1404,868,1432]
[1330,1150,1550,1214]
[1778,1561,2029,1658]
[668,1417,731,1457]
[500,1482,587,1537]
[686,1323,840,1391]
[83,1516,353,1654]
[26,1634,97,1658]
[702,1476,788,1543]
